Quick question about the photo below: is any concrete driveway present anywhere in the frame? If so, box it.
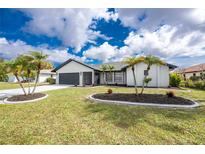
[0,85,71,102]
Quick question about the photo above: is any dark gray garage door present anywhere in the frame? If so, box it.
[59,73,79,85]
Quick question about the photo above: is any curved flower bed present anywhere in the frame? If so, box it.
[89,93,199,108]
[4,93,48,104]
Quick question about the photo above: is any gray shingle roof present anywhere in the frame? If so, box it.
[53,58,177,72]
[89,62,128,71]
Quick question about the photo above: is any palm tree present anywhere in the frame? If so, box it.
[5,60,27,95]
[16,54,36,95]
[30,51,52,94]
[107,64,115,83]
[123,57,144,95]
[140,55,165,94]
[100,64,108,85]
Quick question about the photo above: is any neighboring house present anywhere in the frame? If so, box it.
[7,70,56,83]
[52,59,176,87]
[8,74,21,83]
[176,63,205,79]
[38,69,56,83]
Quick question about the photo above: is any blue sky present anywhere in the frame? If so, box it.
[0,8,205,68]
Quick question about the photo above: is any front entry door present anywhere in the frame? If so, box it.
[83,72,92,85]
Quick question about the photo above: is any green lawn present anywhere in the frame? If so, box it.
[0,86,205,144]
[0,82,48,90]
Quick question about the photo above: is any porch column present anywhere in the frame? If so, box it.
[92,71,95,85]
[112,72,115,84]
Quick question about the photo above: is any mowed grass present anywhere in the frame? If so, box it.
[0,86,205,144]
[0,82,48,90]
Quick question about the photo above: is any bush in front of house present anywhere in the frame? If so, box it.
[46,77,56,84]
[193,80,205,89]
[166,91,175,97]
[169,73,182,87]
[180,79,205,90]
[107,89,113,94]
[190,76,201,81]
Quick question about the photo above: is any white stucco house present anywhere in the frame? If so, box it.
[38,69,56,83]
[8,70,56,83]
[52,59,177,87]
[7,75,22,83]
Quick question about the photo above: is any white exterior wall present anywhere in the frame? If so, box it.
[8,75,23,83]
[56,61,94,86]
[8,75,18,83]
[126,62,169,87]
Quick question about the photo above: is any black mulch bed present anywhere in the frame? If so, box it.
[92,93,195,105]
[7,93,46,102]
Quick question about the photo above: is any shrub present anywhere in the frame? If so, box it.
[185,79,194,88]
[144,77,152,87]
[194,81,205,89]
[169,73,182,87]
[179,80,186,87]
[190,76,201,81]
[179,79,205,90]
[46,77,56,84]
[166,91,175,97]
[107,89,113,94]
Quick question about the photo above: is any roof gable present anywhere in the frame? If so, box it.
[52,59,98,72]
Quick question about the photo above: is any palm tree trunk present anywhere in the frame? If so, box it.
[141,66,150,94]
[32,70,40,94]
[132,67,138,95]
[28,79,30,94]
[15,74,27,95]
[141,76,146,94]
[27,74,30,95]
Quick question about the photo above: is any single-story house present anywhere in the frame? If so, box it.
[176,63,205,79]
[52,59,177,87]
[8,74,23,83]
[8,70,56,83]
[38,69,56,83]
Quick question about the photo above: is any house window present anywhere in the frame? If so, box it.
[106,72,113,82]
[114,72,123,83]
[193,73,196,76]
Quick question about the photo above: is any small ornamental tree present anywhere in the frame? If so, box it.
[123,57,144,95]
[30,51,52,94]
[141,55,165,94]
[5,51,52,95]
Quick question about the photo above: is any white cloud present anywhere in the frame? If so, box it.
[83,42,118,62]
[123,25,205,58]
[0,37,84,63]
[20,8,117,52]
[117,8,205,32]
[83,25,205,63]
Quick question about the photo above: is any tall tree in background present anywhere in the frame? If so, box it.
[0,58,8,82]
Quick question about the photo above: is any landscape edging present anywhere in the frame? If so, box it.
[3,94,48,104]
[88,93,199,109]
